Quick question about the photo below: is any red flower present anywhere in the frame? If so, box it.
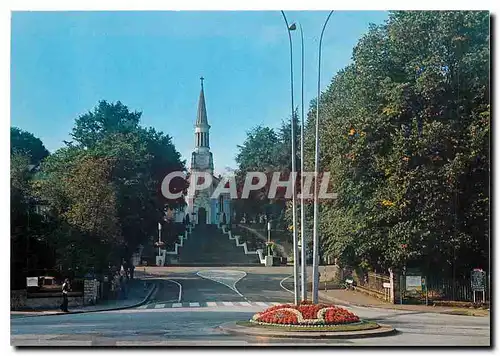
[256,308,299,325]
[254,303,359,326]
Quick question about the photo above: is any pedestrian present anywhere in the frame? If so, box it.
[110,275,116,298]
[120,263,126,278]
[114,272,121,299]
[60,278,70,312]
[119,272,128,299]
[129,264,135,280]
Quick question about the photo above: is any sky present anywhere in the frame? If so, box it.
[11,10,389,174]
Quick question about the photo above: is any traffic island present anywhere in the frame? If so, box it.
[218,301,396,339]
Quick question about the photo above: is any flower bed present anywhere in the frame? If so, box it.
[251,301,361,327]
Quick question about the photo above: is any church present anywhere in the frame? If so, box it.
[184,78,232,226]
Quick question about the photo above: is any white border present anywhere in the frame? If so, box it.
[2,1,497,355]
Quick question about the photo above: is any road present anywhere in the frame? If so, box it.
[11,266,491,346]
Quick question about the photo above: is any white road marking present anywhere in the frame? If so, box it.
[196,270,250,302]
[136,301,282,310]
[165,279,183,303]
[279,275,294,295]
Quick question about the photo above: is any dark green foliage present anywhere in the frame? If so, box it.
[11,127,50,165]
[304,11,489,275]
[13,100,187,277]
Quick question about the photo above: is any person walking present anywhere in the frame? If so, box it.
[113,272,121,299]
[129,264,135,280]
[60,278,70,312]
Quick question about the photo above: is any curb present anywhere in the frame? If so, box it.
[11,280,158,318]
[217,321,397,339]
[318,291,489,316]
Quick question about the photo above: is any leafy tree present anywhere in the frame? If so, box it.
[35,100,187,270]
[11,127,50,165]
[303,11,489,276]
[236,126,280,171]
[234,114,300,234]
[10,130,52,287]
[71,100,141,148]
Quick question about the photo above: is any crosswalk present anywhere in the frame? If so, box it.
[136,301,281,310]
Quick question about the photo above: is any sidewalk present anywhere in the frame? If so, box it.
[319,288,490,316]
[11,278,156,318]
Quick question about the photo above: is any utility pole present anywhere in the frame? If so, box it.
[280,11,300,305]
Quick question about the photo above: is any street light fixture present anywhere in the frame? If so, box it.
[267,221,272,256]
[298,23,307,302]
[158,222,162,257]
[280,10,300,306]
[312,10,334,304]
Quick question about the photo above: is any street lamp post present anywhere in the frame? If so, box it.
[280,10,300,305]
[267,221,272,256]
[312,10,334,304]
[158,222,162,257]
[267,221,272,244]
[298,23,307,302]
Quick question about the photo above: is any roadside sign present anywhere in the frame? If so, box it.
[26,277,38,287]
[471,269,486,304]
[383,282,391,289]
[471,269,486,292]
[406,275,422,291]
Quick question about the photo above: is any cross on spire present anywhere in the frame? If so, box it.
[200,76,204,88]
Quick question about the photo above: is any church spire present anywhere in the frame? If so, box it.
[196,76,209,127]
[194,77,210,149]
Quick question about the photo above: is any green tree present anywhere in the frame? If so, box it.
[234,114,300,235]
[11,127,50,165]
[71,100,141,148]
[35,100,187,269]
[10,130,52,288]
[304,11,489,276]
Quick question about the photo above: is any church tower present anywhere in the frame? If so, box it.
[186,77,219,225]
[191,77,214,173]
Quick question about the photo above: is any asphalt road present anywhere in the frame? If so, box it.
[142,267,294,304]
[11,267,491,347]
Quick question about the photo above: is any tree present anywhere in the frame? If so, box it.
[10,130,52,288]
[71,100,141,148]
[11,127,50,165]
[234,114,301,237]
[35,100,187,270]
[235,126,280,172]
[303,11,489,276]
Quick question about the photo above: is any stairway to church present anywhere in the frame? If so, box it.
[177,225,260,266]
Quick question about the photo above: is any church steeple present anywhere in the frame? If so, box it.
[196,77,209,127]
[195,76,210,148]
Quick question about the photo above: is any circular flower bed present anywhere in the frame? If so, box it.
[251,301,361,327]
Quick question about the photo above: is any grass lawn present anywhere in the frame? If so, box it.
[445,309,489,317]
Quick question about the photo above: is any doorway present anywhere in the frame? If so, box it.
[198,207,207,225]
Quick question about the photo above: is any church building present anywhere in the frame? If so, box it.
[184,78,232,226]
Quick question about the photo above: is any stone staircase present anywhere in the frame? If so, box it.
[175,225,260,266]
